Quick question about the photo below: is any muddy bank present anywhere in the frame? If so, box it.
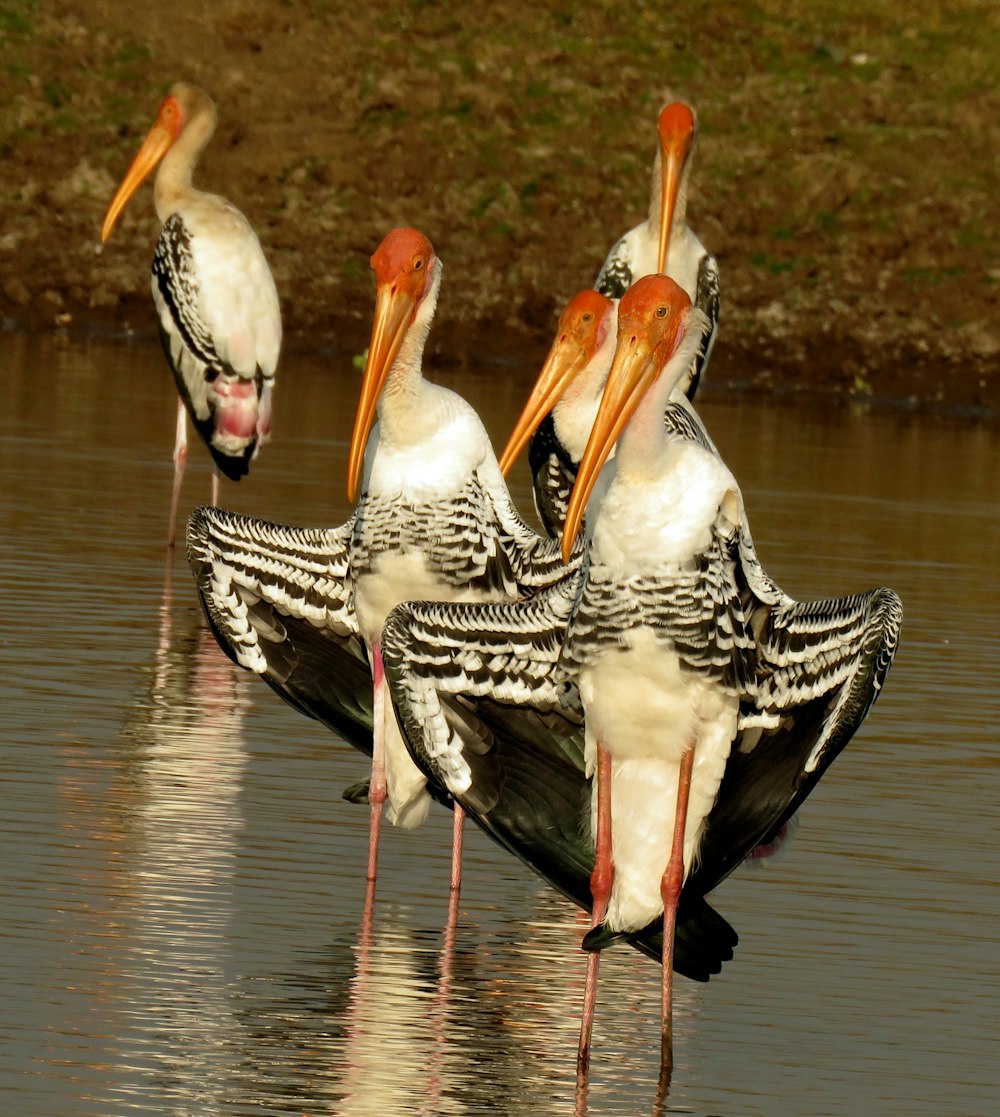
[2,1,997,412]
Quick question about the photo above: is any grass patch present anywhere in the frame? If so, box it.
[0,1,37,36]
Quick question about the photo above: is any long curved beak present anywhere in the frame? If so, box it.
[560,331,660,563]
[346,283,415,503]
[498,334,590,476]
[101,120,175,242]
[656,135,687,274]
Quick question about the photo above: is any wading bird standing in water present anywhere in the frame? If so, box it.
[102,83,281,546]
[344,226,574,902]
[381,275,901,1087]
[188,227,578,920]
[558,275,901,1073]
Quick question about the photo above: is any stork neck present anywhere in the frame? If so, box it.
[553,326,617,462]
[377,271,440,427]
[616,317,705,478]
[616,371,678,479]
[153,105,216,220]
[380,331,426,404]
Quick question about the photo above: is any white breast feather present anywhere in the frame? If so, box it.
[184,195,281,377]
[583,635,737,930]
[590,439,735,574]
[368,386,491,503]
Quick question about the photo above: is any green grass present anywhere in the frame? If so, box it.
[0,1,38,36]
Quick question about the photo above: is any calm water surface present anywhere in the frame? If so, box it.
[1,333,997,1116]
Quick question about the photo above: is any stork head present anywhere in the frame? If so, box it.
[101,83,216,242]
[498,289,615,476]
[561,274,692,561]
[655,100,697,273]
[347,227,438,503]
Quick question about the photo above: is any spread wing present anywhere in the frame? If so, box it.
[382,575,739,981]
[689,583,903,892]
[186,506,374,754]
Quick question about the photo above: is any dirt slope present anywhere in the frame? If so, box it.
[1,0,997,411]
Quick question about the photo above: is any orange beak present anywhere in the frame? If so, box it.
[560,277,689,562]
[499,289,613,477]
[346,281,416,503]
[655,102,695,274]
[498,331,594,477]
[101,98,180,242]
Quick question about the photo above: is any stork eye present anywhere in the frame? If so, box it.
[413,257,424,270]
[582,312,593,323]
[655,305,667,318]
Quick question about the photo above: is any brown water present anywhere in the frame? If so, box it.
[1,332,997,1117]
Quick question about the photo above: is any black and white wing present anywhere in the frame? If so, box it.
[186,506,374,754]
[584,576,901,951]
[526,413,579,540]
[153,209,280,480]
[690,582,902,895]
[678,251,720,400]
[383,574,583,807]
[594,229,636,302]
[382,575,738,981]
[474,458,585,588]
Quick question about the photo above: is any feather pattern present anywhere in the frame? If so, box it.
[382,384,901,950]
[187,506,358,670]
[384,575,583,797]
[382,580,739,980]
[152,210,279,481]
[527,414,579,538]
[685,252,721,398]
[594,247,633,302]
[186,505,374,754]
[562,527,758,699]
[351,474,577,600]
[530,394,718,540]
[153,213,220,372]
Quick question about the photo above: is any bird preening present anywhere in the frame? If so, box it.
[101,86,901,1099]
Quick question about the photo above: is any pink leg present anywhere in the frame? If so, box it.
[441,801,465,960]
[449,801,465,895]
[578,742,613,1077]
[660,744,695,1072]
[366,643,388,886]
[167,397,187,549]
[437,811,463,986]
[210,469,220,507]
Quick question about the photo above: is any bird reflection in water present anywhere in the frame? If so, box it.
[110,558,252,1107]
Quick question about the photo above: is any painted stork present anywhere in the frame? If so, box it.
[101,83,281,547]
[381,275,901,1075]
[523,102,718,540]
[558,275,738,1070]
[594,101,718,399]
[344,226,574,893]
[188,226,576,906]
